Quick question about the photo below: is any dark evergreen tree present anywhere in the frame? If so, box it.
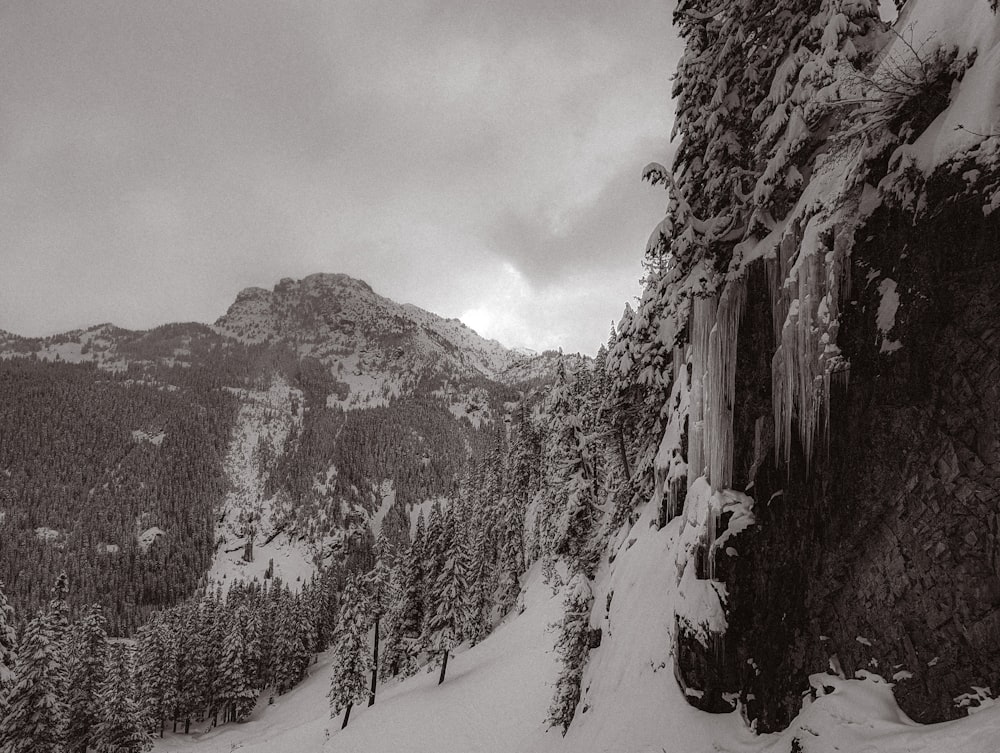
[93,642,152,753]
[135,615,178,738]
[394,517,426,662]
[365,533,393,705]
[461,519,491,645]
[270,587,307,695]
[378,562,420,681]
[217,608,257,723]
[430,527,470,685]
[421,503,445,637]
[66,605,109,753]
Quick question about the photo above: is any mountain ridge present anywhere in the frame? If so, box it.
[0,272,592,401]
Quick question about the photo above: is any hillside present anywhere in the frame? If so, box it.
[151,509,1000,753]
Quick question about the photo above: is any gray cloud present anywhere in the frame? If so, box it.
[0,0,681,354]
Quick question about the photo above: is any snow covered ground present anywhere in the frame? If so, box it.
[154,494,1000,753]
[153,561,565,753]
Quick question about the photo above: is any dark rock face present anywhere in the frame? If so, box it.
[678,175,1000,732]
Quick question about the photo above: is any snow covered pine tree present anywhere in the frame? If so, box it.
[93,642,152,753]
[548,573,594,734]
[0,575,72,753]
[328,574,373,729]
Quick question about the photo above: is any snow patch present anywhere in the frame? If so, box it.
[370,480,396,538]
[35,526,65,545]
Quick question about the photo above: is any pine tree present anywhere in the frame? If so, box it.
[495,497,524,615]
[398,523,425,642]
[93,642,152,753]
[0,581,17,719]
[174,602,204,733]
[366,534,393,705]
[292,596,317,680]
[421,503,445,635]
[135,615,178,738]
[328,575,372,729]
[271,587,307,695]
[553,413,600,573]
[198,592,226,727]
[378,563,419,681]
[242,606,264,697]
[461,520,491,645]
[216,608,257,723]
[548,574,594,734]
[0,610,70,753]
[66,605,109,753]
[430,528,470,685]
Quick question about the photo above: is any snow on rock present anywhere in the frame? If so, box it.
[34,526,65,546]
[955,686,997,717]
[896,0,1000,172]
[132,429,167,446]
[138,527,165,552]
[876,278,900,333]
[207,376,315,591]
[877,278,904,353]
[767,672,1000,753]
[213,273,531,410]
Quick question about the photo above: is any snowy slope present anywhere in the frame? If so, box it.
[208,377,316,591]
[893,0,1000,171]
[153,562,566,753]
[0,323,130,370]
[153,496,1000,753]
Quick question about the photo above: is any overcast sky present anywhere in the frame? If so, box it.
[1,1,680,355]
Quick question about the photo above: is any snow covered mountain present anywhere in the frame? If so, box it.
[0,274,594,621]
[213,273,532,406]
[0,273,586,410]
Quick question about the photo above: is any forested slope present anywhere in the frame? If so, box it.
[0,359,237,633]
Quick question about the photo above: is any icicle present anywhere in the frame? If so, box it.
[686,296,717,490]
[706,496,721,582]
[769,195,859,473]
[705,275,747,492]
[654,344,692,527]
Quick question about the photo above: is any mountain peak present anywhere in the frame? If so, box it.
[274,273,375,295]
[212,272,531,405]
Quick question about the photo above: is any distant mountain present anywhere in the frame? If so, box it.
[1,273,588,407]
[0,273,591,631]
